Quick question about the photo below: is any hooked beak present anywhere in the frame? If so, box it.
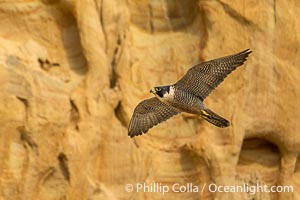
[150,88,155,94]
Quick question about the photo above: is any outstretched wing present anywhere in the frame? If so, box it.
[128,97,180,137]
[175,49,251,100]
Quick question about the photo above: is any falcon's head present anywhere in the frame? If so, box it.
[150,85,174,99]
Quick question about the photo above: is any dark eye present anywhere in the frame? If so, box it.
[155,88,161,91]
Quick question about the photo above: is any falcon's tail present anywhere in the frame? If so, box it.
[200,108,230,128]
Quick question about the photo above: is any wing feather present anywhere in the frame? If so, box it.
[175,49,251,99]
[128,97,180,137]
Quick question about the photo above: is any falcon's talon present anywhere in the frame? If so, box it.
[128,49,251,137]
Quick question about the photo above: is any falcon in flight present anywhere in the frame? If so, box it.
[128,49,251,137]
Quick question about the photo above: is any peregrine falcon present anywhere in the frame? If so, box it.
[128,49,251,137]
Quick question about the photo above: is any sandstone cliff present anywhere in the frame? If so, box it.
[0,0,299,200]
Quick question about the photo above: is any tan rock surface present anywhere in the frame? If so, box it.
[0,0,299,200]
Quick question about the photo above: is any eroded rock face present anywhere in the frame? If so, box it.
[0,0,299,200]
